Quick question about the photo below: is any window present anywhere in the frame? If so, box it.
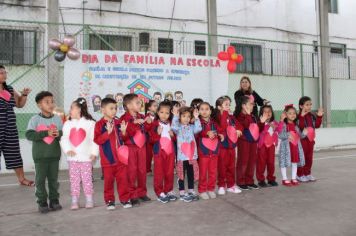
[194,40,206,56]
[100,0,122,2]
[313,41,346,57]
[0,29,37,65]
[329,0,338,14]
[89,34,132,51]
[230,43,262,73]
[158,38,173,54]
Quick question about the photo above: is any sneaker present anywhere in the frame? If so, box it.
[166,192,178,201]
[157,193,169,204]
[139,196,151,202]
[106,201,116,210]
[227,185,242,193]
[282,180,293,187]
[268,180,279,187]
[38,203,49,214]
[306,175,316,182]
[71,202,79,210]
[49,200,62,211]
[247,184,259,190]
[121,201,133,209]
[218,187,226,195]
[85,201,94,209]
[238,185,249,190]
[188,192,199,201]
[291,179,299,186]
[131,198,140,206]
[199,192,209,200]
[179,193,193,203]
[297,175,309,183]
[258,181,268,188]
[208,191,217,199]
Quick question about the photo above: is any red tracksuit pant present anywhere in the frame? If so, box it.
[103,163,130,203]
[198,154,218,193]
[153,151,175,196]
[218,148,236,188]
[297,139,315,176]
[127,145,147,199]
[256,145,276,182]
[237,140,257,185]
[146,143,153,173]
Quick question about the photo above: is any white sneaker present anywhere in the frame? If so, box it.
[199,192,209,200]
[227,185,242,194]
[208,191,216,199]
[218,187,226,195]
[306,175,316,182]
[297,175,308,182]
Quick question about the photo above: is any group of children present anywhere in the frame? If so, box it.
[25,89,323,213]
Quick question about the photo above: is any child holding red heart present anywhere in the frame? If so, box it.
[256,105,281,188]
[60,98,99,210]
[212,96,242,195]
[171,105,202,202]
[297,96,323,182]
[26,91,63,213]
[148,101,177,203]
[278,105,307,187]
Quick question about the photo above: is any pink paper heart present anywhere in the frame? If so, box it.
[227,126,238,143]
[69,128,86,147]
[289,131,300,146]
[0,90,11,101]
[181,141,195,160]
[249,123,259,141]
[306,127,315,142]
[202,137,218,151]
[133,130,146,148]
[160,137,173,155]
[36,124,55,145]
[264,133,274,148]
[117,145,129,165]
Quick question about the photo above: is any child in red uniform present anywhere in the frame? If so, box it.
[197,102,224,200]
[145,100,158,174]
[94,98,131,210]
[149,101,177,203]
[297,96,323,182]
[213,96,242,195]
[235,96,263,191]
[119,94,152,206]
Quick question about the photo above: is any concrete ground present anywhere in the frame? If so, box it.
[1,149,356,236]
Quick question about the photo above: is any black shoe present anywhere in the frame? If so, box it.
[268,180,279,187]
[247,184,260,190]
[188,192,199,201]
[49,200,62,211]
[38,203,49,214]
[157,195,169,204]
[131,198,140,206]
[258,181,268,188]
[139,196,151,202]
[238,185,249,190]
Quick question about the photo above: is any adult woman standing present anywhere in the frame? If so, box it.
[234,76,269,118]
[0,65,34,186]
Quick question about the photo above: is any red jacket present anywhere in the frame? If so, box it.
[217,111,242,149]
[94,117,127,167]
[196,118,222,156]
[236,112,263,143]
[149,119,176,155]
[298,112,322,130]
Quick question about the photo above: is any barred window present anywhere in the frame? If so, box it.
[158,38,173,54]
[230,43,263,74]
[194,40,206,56]
[89,34,132,51]
[0,29,37,65]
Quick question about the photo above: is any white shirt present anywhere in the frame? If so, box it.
[159,121,171,139]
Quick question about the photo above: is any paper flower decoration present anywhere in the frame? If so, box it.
[217,46,244,73]
[49,35,80,62]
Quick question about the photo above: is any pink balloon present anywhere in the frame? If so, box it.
[49,39,62,50]
[227,46,236,55]
[63,35,76,47]
[227,60,236,73]
[67,48,81,60]
[236,54,244,64]
[217,51,229,60]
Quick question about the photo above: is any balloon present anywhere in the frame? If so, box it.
[49,39,62,50]
[227,46,236,55]
[217,51,229,60]
[227,60,236,72]
[54,50,66,62]
[67,48,81,60]
[59,44,69,53]
[231,53,238,61]
[63,35,76,47]
[236,54,244,64]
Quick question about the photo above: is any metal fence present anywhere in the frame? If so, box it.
[0,19,355,137]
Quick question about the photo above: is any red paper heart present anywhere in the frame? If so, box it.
[202,137,218,151]
[249,123,259,141]
[117,145,129,165]
[36,124,55,145]
[227,126,238,143]
[289,131,300,146]
[181,141,195,160]
[306,127,315,142]
[160,137,173,155]
[0,90,11,101]
[69,128,86,147]
[264,133,274,148]
[133,130,146,148]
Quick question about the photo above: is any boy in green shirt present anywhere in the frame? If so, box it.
[26,91,63,213]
